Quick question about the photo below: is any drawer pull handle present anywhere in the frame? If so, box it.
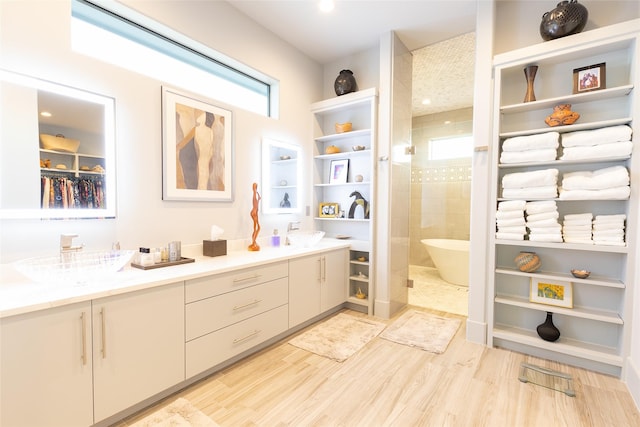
[233,299,262,311]
[80,311,87,366]
[233,329,260,344]
[232,274,261,284]
[100,307,107,359]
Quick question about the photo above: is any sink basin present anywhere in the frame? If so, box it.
[14,250,135,284]
[287,230,325,247]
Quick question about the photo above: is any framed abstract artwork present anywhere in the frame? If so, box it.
[530,278,573,308]
[162,86,234,201]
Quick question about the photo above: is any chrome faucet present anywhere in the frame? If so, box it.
[286,221,301,245]
[60,234,83,254]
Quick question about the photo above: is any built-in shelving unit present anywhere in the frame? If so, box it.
[310,88,377,315]
[39,149,105,177]
[488,21,639,377]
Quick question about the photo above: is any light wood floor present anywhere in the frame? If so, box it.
[118,306,640,426]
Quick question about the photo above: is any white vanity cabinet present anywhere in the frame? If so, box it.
[289,248,347,328]
[1,301,94,427]
[92,281,185,422]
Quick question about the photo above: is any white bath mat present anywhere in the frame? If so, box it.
[381,310,460,354]
[288,313,386,362]
[129,397,219,427]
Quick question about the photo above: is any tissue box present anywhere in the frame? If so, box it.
[203,239,227,257]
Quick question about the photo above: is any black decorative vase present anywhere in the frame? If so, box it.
[540,0,588,41]
[537,312,561,342]
[334,69,357,96]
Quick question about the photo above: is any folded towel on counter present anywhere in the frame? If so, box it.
[502,132,559,151]
[503,186,558,199]
[501,149,557,164]
[563,213,593,221]
[561,124,632,147]
[560,141,632,161]
[561,166,629,190]
[526,218,562,227]
[497,225,527,234]
[528,233,563,242]
[502,168,559,189]
[558,186,630,200]
[497,200,527,211]
[496,210,525,220]
[525,200,558,214]
[526,211,559,222]
[594,214,626,222]
[563,238,594,245]
[495,232,525,240]
[497,217,526,227]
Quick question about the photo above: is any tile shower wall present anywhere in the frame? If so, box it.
[410,107,473,266]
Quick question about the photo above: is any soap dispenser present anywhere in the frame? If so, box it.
[271,229,281,247]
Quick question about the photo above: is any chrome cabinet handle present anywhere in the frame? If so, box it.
[233,329,260,344]
[233,299,262,311]
[100,307,106,359]
[322,256,327,282]
[317,258,322,282]
[80,312,87,365]
[232,274,261,284]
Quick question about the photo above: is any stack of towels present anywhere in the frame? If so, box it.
[558,165,630,200]
[500,132,559,164]
[495,200,526,240]
[502,168,559,199]
[525,201,562,242]
[562,213,593,244]
[560,124,633,161]
[592,214,626,247]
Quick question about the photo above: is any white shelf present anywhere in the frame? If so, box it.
[349,275,369,283]
[495,268,625,289]
[315,129,371,143]
[494,295,623,324]
[350,260,369,266]
[495,239,628,253]
[314,182,370,188]
[314,149,371,160]
[347,296,369,306]
[499,118,632,138]
[498,155,631,169]
[314,217,369,222]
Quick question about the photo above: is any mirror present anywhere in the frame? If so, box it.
[261,138,301,214]
[0,70,116,219]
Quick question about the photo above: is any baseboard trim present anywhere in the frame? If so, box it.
[374,299,391,319]
[625,356,640,412]
[466,318,487,344]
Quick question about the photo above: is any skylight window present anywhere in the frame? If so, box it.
[71,0,277,117]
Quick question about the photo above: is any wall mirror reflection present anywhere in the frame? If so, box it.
[261,138,301,214]
[0,70,116,219]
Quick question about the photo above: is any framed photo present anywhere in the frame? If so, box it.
[573,63,606,94]
[530,278,573,308]
[329,159,349,184]
[319,202,339,218]
[162,86,234,201]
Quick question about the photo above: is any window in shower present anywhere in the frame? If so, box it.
[428,135,473,160]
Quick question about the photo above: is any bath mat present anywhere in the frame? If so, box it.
[129,397,219,427]
[381,310,460,354]
[288,313,386,362]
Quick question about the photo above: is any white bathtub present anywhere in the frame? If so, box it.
[420,239,470,287]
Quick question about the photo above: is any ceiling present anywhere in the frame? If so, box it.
[227,0,477,117]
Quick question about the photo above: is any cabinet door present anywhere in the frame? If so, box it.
[92,282,185,422]
[289,254,322,327]
[1,302,93,427]
[321,248,347,311]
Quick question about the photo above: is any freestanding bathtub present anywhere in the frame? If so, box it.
[420,239,470,287]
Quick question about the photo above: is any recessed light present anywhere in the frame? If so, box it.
[421,98,431,105]
[40,111,52,117]
[319,0,334,13]
[444,120,452,124]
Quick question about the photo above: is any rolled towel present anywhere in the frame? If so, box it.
[560,141,632,161]
[500,149,557,164]
[502,168,559,189]
[561,166,629,190]
[558,186,630,200]
[496,210,525,220]
[525,201,558,214]
[497,217,526,227]
[561,124,632,147]
[528,233,563,242]
[497,225,527,234]
[563,213,593,221]
[495,232,525,240]
[503,186,558,199]
[526,211,559,222]
[594,214,626,222]
[502,132,559,151]
[526,218,562,227]
[498,200,527,211]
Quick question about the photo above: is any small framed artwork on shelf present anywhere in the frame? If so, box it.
[319,202,339,218]
[329,159,349,184]
[530,278,573,308]
[573,62,606,94]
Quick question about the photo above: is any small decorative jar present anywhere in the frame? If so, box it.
[514,251,541,272]
[544,104,580,127]
[540,0,589,41]
[334,69,357,96]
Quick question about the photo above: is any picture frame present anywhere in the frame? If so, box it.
[319,202,339,218]
[162,86,234,201]
[529,278,573,308]
[573,62,606,94]
[329,159,349,184]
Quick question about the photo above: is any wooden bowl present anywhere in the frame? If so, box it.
[335,122,352,133]
[571,269,590,279]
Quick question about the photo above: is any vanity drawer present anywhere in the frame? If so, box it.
[185,261,288,303]
[186,304,288,378]
[186,277,288,341]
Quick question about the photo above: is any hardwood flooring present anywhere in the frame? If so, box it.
[118,307,640,426]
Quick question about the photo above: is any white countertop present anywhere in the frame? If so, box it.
[0,239,352,319]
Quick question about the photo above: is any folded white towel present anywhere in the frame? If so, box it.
[593,230,625,237]
[529,226,562,233]
[563,234,593,240]
[495,232,525,240]
[498,200,527,211]
[592,222,624,231]
[497,217,527,227]
[526,211,559,222]
[526,218,561,227]
[594,214,626,222]
[525,201,558,214]
[501,149,557,164]
[562,224,592,231]
[497,225,527,234]
[528,233,563,242]
[563,231,592,237]
[561,125,632,147]
[593,240,626,247]
[558,186,630,200]
[594,237,625,244]
[561,166,629,190]
[496,210,525,220]
[502,169,559,189]
[503,186,558,199]
[502,132,559,151]
[563,213,593,221]
[563,237,594,245]
[563,219,592,227]
[560,141,632,161]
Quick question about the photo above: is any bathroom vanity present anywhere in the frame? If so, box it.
[0,241,349,427]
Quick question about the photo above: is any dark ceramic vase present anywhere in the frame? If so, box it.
[537,312,561,342]
[334,69,357,96]
[540,0,588,41]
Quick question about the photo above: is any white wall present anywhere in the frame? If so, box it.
[0,0,322,263]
